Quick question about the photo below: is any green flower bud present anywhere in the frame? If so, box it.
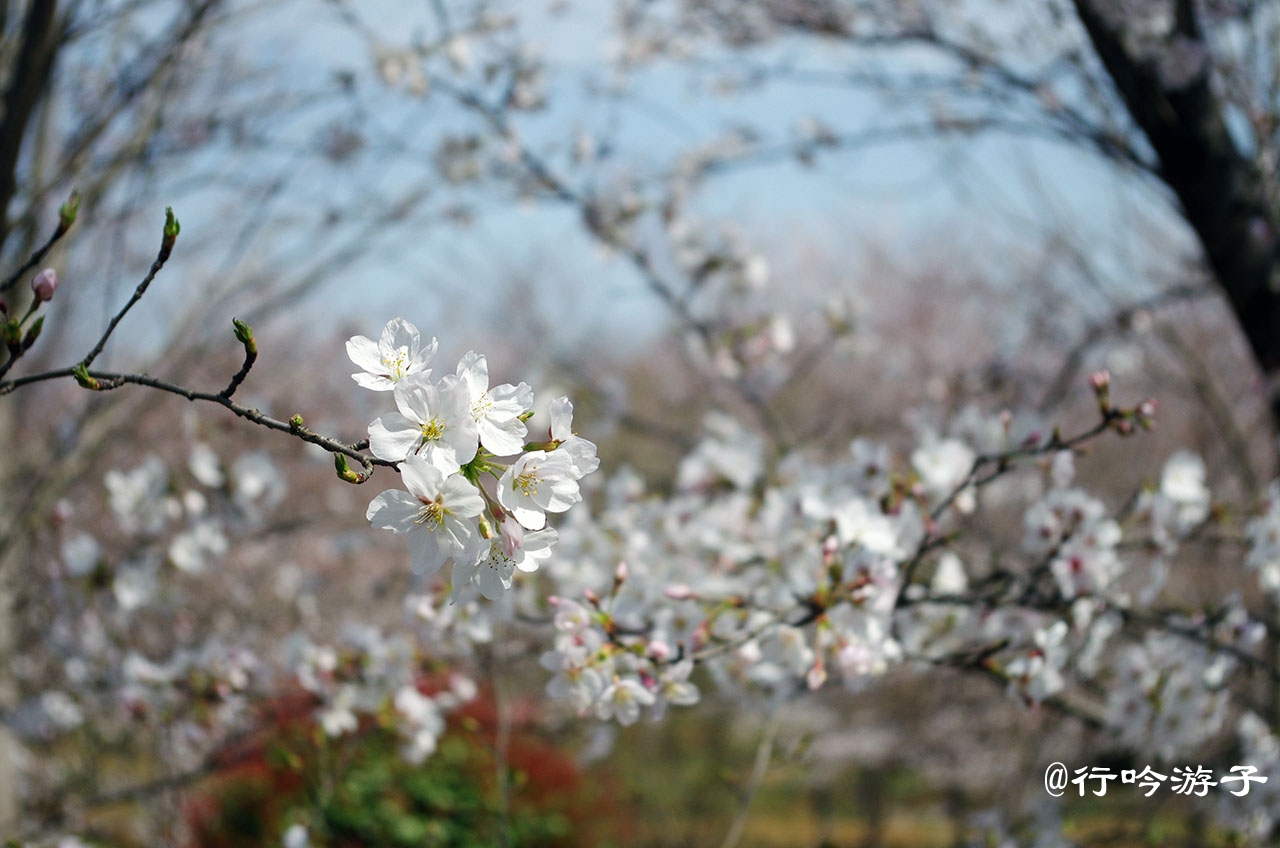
[232,317,257,355]
[58,190,80,233]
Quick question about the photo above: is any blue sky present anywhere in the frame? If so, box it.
[80,0,1191,367]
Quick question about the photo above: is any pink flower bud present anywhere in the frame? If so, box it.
[663,583,695,601]
[806,659,827,691]
[31,268,57,302]
[1088,370,1110,392]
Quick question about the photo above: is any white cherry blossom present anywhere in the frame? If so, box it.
[460,520,558,600]
[548,396,600,479]
[595,676,655,726]
[456,351,533,456]
[368,374,478,473]
[346,317,437,391]
[366,455,485,576]
[497,449,581,530]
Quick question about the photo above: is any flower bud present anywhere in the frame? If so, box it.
[806,660,827,691]
[58,190,80,234]
[22,315,43,351]
[663,583,695,601]
[1088,370,1111,412]
[161,206,180,255]
[1135,398,1158,430]
[31,268,57,302]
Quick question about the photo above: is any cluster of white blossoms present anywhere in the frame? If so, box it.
[351,318,599,600]
[19,444,287,747]
[289,628,476,766]
[36,314,1280,847]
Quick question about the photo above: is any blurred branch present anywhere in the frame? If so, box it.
[54,0,222,184]
[428,73,794,449]
[895,405,1130,606]
[720,702,785,848]
[1156,324,1262,499]
[0,191,75,295]
[0,214,387,480]
[1035,283,1212,413]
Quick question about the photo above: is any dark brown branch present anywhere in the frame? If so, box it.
[0,366,387,477]
[218,348,256,400]
[218,320,257,400]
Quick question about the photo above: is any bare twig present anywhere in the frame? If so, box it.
[77,208,179,371]
[0,201,74,295]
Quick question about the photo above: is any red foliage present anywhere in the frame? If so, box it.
[181,678,633,848]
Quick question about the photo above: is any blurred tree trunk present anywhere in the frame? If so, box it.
[810,783,835,846]
[1075,0,1280,778]
[1074,0,1280,426]
[947,786,966,848]
[0,0,61,832]
[0,0,59,252]
[857,768,886,848]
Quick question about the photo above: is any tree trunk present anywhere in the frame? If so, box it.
[1073,0,1280,421]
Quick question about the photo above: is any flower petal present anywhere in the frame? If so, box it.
[367,490,420,533]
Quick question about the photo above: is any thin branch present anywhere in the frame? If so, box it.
[895,410,1120,606]
[1036,283,1212,413]
[1156,324,1263,500]
[77,216,176,371]
[0,209,71,295]
[720,702,786,848]
[16,367,385,475]
[218,320,257,400]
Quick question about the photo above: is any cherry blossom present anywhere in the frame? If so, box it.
[497,449,581,530]
[455,350,533,456]
[346,317,437,391]
[548,396,600,479]
[368,373,479,472]
[366,455,485,576]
